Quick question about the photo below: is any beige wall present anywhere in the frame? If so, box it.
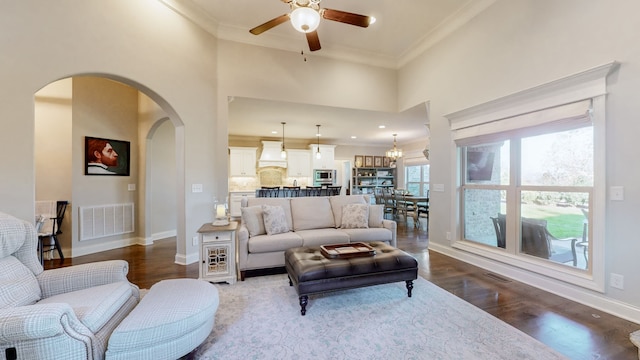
[0,0,217,264]
[398,0,640,313]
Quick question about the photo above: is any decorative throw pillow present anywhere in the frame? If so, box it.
[241,206,265,237]
[368,204,384,228]
[341,203,369,229]
[262,205,290,235]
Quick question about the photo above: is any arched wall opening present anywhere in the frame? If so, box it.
[34,74,186,264]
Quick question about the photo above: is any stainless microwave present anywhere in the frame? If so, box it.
[313,169,336,185]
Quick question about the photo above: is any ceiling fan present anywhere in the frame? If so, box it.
[249,0,375,52]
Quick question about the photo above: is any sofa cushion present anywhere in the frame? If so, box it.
[329,195,367,228]
[248,232,304,253]
[368,204,384,228]
[290,197,335,231]
[296,229,350,247]
[38,281,134,333]
[262,205,290,236]
[246,198,293,231]
[241,206,265,237]
[0,256,42,309]
[341,204,369,229]
[338,228,393,243]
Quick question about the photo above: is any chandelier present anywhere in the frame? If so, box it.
[386,134,403,160]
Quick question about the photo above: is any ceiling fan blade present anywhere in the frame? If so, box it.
[306,31,321,51]
[321,8,372,28]
[249,14,290,35]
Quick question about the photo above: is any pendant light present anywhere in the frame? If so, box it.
[386,134,403,160]
[280,122,287,159]
[315,124,322,159]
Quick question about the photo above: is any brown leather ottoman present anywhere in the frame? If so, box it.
[285,241,418,315]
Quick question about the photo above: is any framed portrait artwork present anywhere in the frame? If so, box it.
[364,156,374,167]
[354,155,364,168]
[383,157,391,167]
[374,156,383,167]
[85,136,130,176]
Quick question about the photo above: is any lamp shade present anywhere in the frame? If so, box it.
[290,7,321,33]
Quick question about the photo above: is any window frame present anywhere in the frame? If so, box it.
[446,63,617,292]
[405,164,430,196]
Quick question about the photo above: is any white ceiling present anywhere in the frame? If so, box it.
[161,0,494,146]
[228,97,430,147]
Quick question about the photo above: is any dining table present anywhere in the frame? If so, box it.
[403,195,429,224]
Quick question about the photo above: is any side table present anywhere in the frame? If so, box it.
[198,221,238,284]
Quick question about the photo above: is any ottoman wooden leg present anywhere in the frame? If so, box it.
[406,280,414,297]
[299,295,308,316]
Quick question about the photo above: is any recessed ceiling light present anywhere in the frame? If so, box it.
[271,130,278,134]
[378,125,386,129]
[351,136,357,139]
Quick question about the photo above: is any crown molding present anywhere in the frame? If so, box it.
[161,0,496,70]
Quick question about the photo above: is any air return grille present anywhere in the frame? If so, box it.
[80,203,134,241]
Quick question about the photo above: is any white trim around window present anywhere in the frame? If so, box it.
[445,62,619,293]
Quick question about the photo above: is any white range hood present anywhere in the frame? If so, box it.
[258,141,287,168]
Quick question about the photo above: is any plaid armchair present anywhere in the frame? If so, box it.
[0,212,139,360]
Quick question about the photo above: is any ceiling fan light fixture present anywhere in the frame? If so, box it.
[290,7,321,33]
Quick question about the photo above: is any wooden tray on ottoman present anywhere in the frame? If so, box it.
[320,242,376,259]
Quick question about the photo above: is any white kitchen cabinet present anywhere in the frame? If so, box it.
[287,149,311,177]
[229,191,256,217]
[229,147,257,176]
[309,144,336,170]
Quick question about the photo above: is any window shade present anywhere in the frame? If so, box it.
[453,99,592,146]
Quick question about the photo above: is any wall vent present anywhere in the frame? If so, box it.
[80,203,134,241]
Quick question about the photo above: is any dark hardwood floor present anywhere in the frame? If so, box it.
[44,220,638,359]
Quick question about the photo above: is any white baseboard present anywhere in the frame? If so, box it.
[175,251,199,265]
[429,242,640,324]
[151,230,177,242]
[71,237,142,258]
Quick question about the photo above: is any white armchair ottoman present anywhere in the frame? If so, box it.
[105,278,219,360]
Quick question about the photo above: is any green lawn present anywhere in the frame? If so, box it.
[521,204,585,238]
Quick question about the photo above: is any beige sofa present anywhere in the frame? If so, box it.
[238,195,397,280]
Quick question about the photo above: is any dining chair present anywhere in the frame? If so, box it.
[36,200,68,263]
[381,189,395,219]
[394,192,416,223]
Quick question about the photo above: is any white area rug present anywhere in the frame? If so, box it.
[189,274,567,359]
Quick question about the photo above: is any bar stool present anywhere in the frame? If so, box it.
[306,186,322,196]
[282,186,301,197]
[260,186,280,197]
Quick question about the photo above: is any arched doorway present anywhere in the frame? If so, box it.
[34,75,186,263]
